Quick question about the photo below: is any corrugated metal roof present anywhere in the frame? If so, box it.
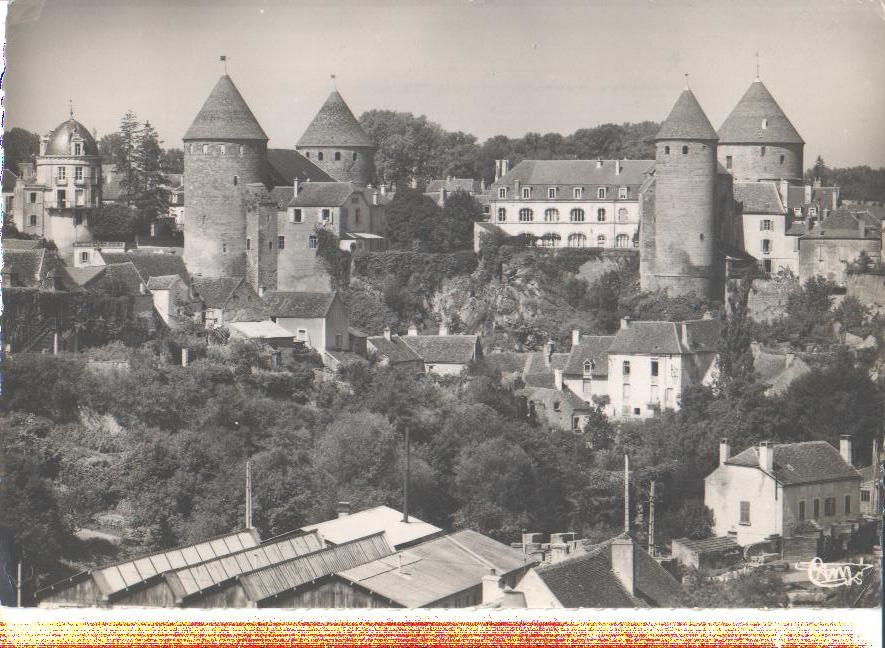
[165,531,323,602]
[300,505,442,549]
[238,532,393,603]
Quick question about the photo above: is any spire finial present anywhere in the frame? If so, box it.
[69,99,74,119]
[331,73,337,90]
[755,52,760,81]
[220,55,228,75]
[684,73,690,90]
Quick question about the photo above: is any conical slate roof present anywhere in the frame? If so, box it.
[296,91,375,148]
[655,89,718,141]
[183,75,268,141]
[717,79,803,145]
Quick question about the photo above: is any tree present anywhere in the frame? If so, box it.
[115,110,141,201]
[383,188,443,250]
[88,203,137,242]
[160,148,184,174]
[2,127,40,173]
[133,120,169,226]
[437,190,484,250]
[717,280,755,388]
[98,132,124,166]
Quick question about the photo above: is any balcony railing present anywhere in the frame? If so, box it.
[56,201,68,209]
[55,177,67,186]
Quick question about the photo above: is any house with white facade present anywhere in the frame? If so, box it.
[263,291,350,354]
[367,324,481,376]
[733,181,797,274]
[705,437,862,547]
[561,329,614,405]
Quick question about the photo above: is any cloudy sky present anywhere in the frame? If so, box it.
[4,0,885,167]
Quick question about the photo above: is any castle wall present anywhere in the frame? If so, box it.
[639,180,657,291]
[718,143,803,182]
[296,146,375,185]
[274,209,333,292]
[183,140,267,277]
[246,202,278,293]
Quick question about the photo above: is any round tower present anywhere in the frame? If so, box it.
[717,78,804,182]
[295,90,376,185]
[183,74,269,278]
[649,86,719,297]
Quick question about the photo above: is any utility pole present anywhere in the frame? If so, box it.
[245,459,253,529]
[624,454,630,534]
[648,480,656,556]
[16,561,22,608]
[402,427,411,523]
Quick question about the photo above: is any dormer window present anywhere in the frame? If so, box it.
[809,207,818,217]
[583,360,593,376]
[73,142,82,156]
[573,187,583,199]
[618,187,628,199]
[548,187,557,199]
[793,207,802,216]
[498,187,506,199]
[522,187,531,199]
[597,187,606,199]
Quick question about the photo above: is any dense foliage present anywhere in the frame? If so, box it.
[807,156,885,202]
[2,127,40,173]
[383,188,485,252]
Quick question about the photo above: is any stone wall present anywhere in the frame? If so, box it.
[717,143,803,182]
[746,274,800,323]
[295,146,375,185]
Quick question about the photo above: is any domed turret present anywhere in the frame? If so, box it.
[183,74,269,278]
[43,118,99,157]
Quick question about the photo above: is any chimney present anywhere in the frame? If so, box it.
[40,136,48,156]
[839,435,853,466]
[719,438,731,465]
[554,368,563,391]
[681,322,690,349]
[611,536,635,597]
[779,178,789,207]
[380,184,387,196]
[438,323,449,336]
[494,160,502,181]
[596,159,603,169]
[813,177,822,188]
[620,316,631,331]
[549,543,569,564]
[440,188,447,206]
[521,532,541,553]
[408,322,418,336]
[293,177,301,196]
[502,160,510,176]
[383,326,392,341]
[514,179,521,195]
[758,441,774,473]
[804,183,812,204]
[181,348,190,367]
[481,568,502,604]
[336,501,352,518]
[572,329,581,347]
[615,160,622,176]
[373,191,379,205]
[481,179,486,191]
[545,339,555,367]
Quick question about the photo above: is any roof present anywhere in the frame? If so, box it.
[301,506,442,549]
[63,265,106,287]
[192,276,244,308]
[752,347,811,396]
[672,536,742,555]
[146,274,183,290]
[265,148,335,186]
[269,186,295,209]
[85,261,145,294]
[734,181,785,214]
[426,178,483,194]
[116,251,190,285]
[718,80,804,145]
[263,291,336,318]
[858,463,879,483]
[2,248,46,287]
[534,535,685,607]
[296,90,375,148]
[183,75,268,141]
[367,335,423,364]
[492,159,652,189]
[801,209,879,241]
[786,185,840,210]
[164,531,324,602]
[238,533,393,603]
[44,117,99,156]
[523,385,592,413]
[2,169,19,192]
[655,89,718,141]
[229,320,296,339]
[2,238,42,250]
[337,530,532,607]
[607,319,722,355]
[564,336,615,377]
[726,441,863,485]
[400,335,479,364]
[287,182,358,208]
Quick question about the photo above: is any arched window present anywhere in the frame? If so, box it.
[568,233,587,248]
[335,152,342,161]
[597,234,606,247]
[305,151,311,158]
[664,146,670,155]
[583,360,593,376]
[544,208,560,222]
[519,208,534,222]
[682,145,688,154]
[539,233,561,248]
[318,152,324,161]
[632,232,639,248]
[615,233,629,248]
[497,207,506,222]
[597,208,606,222]
[617,207,628,221]
[570,208,585,222]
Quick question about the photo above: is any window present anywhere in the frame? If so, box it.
[240,146,245,156]
[268,241,273,250]
[582,379,592,394]
[664,145,670,155]
[220,145,226,155]
[305,151,310,158]
[308,235,318,249]
[816,245,824,262]
[682,145,689,155]
[809,207,817,217]
[633,233,639,248]
[297,329,307,341]
[355,208,361,223]
[615,234,629,248]
[497,207,506,222]
[246,238,251,250]
[233,175,238,186]
[760,146,766,157]
[618,187,628,199]
[813,498,820,519]
[740,501,751,525]
[291,208,302,223]
[73,142,82,156]
[321,208,332,222]
[222,243,227,253]
[762,118,768,129]
[633,407,641,416]
[617,207,628,221]
[318,152,324,161]
[538,233,560,248]
[762,239,771,254]
[498,187,506,199]
[202,144,209,154]
[779,154,785,165]
[522,187,531,199]
[583,360,593,376]
[544,208,559,222]
[793,207,802,216]
[340,207,348,224]
[335,334,344,350]
[844,495,851,514]
[651,360,659,377]
[726,155,733,170]
[548,187,557,199]
[28,214,37,226]
[622,383,631,400]
[519,208,533,222]
[278,236,285,250]
[353,152,358,161]
[824,497,836,517]
[798,500,806,521]
[597,187,606,199]
[57,167,66,180]
[56,190,66,208]
[553,400,561,412]
[570,208,584,222]
[29,192,37,203]
[573,187,583,199]
[623,360,631,376]
[763,259,772,273]
[597,208,606,222]
[80,251,89,263]
[861,490,871,502]
[334,152,341,161]
[760,219,773,231]
[597,234,606,247]
[568,233,587,248]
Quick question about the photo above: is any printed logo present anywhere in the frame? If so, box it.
[796,557,875,588]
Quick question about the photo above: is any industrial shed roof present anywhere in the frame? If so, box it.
[301,505,442,549]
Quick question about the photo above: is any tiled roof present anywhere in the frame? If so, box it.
[296,90,375,148]
[125,251,190,285]
[63,265,106,287]
[146,274,182,290]
[229,320,296,339]
[265,148,335,186]
[858,463,879,483]
[183,75,268,141]
[2,169,19,192]
[493,159,652,189]
[655,89,718,141]
[367,335,423,364]
[269,186,295,209]
[263,291,336,318]
[718,80,804,145]
[2,239,41,250]
[86,261,145,294]
[192,276,244,308]
[426,178,483,194]
[734,181,784,214]
[534,535,685,607]
[301,506,442,549]
[287,182,356,208]
[801,209,879,240]
[337,530,533,608]
[2,249,46,287]
[564,336,615,377]
[607,319,722,355]
[726,441,862,485]
[672,536,741,555]
[400,335,479,364]
[523,386,592,414]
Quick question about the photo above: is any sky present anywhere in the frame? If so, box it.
[3,0,885,167]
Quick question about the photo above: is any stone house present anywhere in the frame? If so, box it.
[262,291,350,353]
[561,330,614,405]
[192,276,266,327]
[146,275,190,326]
[733,181,797,274]
[704,437,862,547]
[797,209,882,286]
[367,326,481,376]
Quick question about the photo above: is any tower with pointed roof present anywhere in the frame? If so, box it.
[295,89,376,185]
[717,78,804,182]
[183,74,269,277]
[641,86,720,297]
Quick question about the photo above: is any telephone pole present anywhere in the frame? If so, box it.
[648,480,656,556]
[16,561,22,608]
[402,427,411,523]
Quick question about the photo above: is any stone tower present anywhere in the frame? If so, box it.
[717,78,804,182]
[183,74,269,278]
[295,90,376,185]
[643,87,720,298]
